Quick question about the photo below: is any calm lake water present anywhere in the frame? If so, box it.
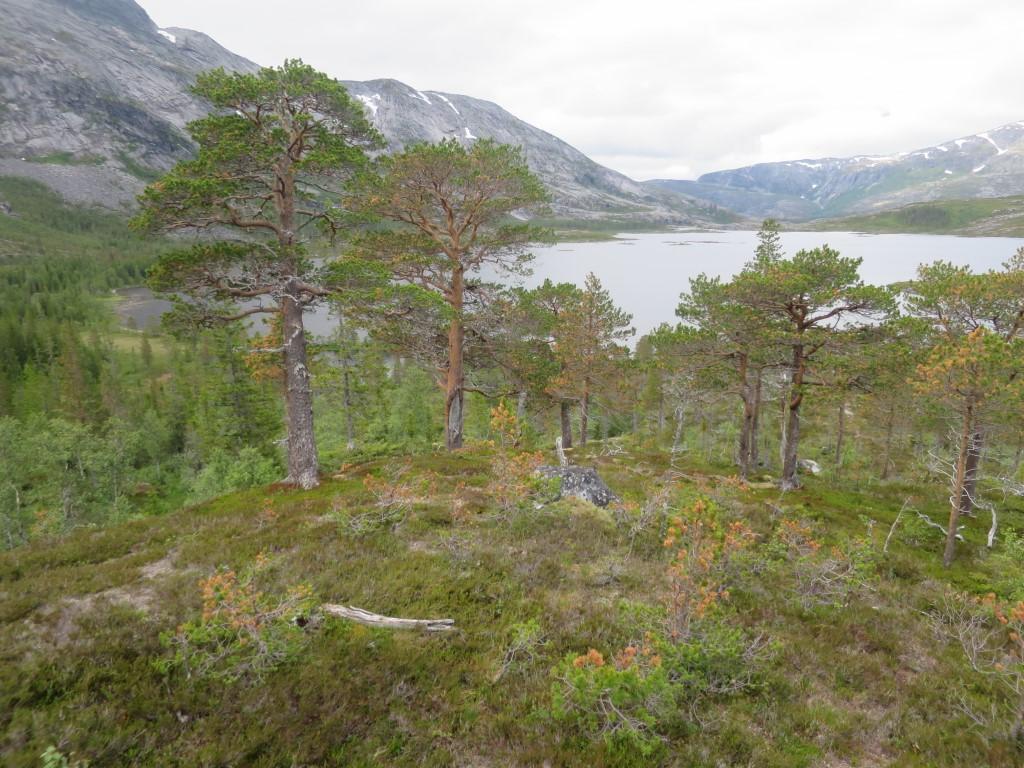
[116,231,1024,338]
[525,230,1024,337]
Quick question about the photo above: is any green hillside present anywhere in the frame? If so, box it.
[4,443,1024,767]
[808,196,1024,236]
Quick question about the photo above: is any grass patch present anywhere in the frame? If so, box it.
[809,195,1024,236]
[25,152,105,167]
[115,151,163,183]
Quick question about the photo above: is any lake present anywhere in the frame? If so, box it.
[115,231,1024,339]
[525,230,1024,337]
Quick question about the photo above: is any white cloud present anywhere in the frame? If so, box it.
[138,0,1024,180]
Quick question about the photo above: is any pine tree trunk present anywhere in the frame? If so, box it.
[750,367,762,470]
[834,401,846,480]
[780,345,804,490]
[516,390,528,422]
[444,267,465,451]
[282,284,319,489]
[275,148,319,489]
[958,429,983,518]
[779,369,790,470]
[944,402,974,567]
[880,401,896,480]
[579,388,590,446]
[737,353,753,479]
[671,405,685,454]
[560,400,573,449]
[343,365,355,451]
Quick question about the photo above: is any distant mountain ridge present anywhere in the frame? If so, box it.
[648,121,1024,221]
[0,0,728,226]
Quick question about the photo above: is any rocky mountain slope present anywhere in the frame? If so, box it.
[0,0,257,207]
[0,0,727,225]
[650,121,1024,221]
[339,79,733,225]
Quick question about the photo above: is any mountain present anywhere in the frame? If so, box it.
[0,0,258,207]
[0,0,729,226]
[649,121,1024,221]
[338,79,734,225]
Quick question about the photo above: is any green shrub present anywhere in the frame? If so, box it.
[40,745,89,767]
[990,527,1024,601]
[550,648,670,761]
[493,618,547,682]
[187,446,280,503]
[155,559,317,682]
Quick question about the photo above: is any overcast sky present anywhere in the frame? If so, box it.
[139,0,1024,181]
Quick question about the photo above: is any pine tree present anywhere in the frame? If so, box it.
[347,139,549,449]
[134,60,380,488]
[552,273,634,446]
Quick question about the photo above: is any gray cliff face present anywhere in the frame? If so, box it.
[649,122,1024,221]
[0,0,258,206]
[0,0,720,224]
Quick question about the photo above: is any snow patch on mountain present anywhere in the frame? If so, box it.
[356,94,381,118]
[978,132,1007,155]
[430,93,461,116]
[157,29,176,43]
[408,89,431,105]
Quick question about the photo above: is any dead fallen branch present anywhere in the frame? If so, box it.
[321,604,455,632]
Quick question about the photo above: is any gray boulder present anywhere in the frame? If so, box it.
[537,466,619,507]
[797,459,822,476]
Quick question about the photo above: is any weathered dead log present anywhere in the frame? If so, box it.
[321,604,455,632]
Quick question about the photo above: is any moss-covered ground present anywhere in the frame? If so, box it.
[3,443,1023,766]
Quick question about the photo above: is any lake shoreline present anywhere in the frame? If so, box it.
[115,230,1024,340]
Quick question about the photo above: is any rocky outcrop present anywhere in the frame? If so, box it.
[537,465,619,507]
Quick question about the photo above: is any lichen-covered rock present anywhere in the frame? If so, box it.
[797,459,822,476]
[536,465,619,507]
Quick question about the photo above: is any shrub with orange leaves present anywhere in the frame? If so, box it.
[572,648,606,668]
[774,518,821,558]
[486,449,545,515]
[157,557,317,682]
[258,497,278,528]
[663,498,755,641]
[489,400,521,449]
